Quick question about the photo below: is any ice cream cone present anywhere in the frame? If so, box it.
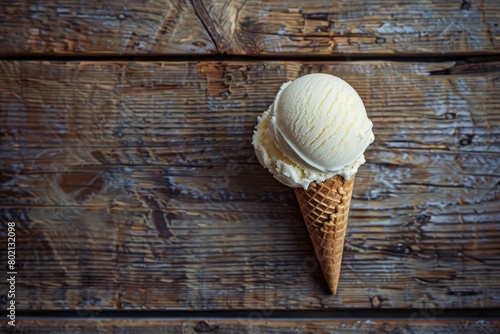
[253,74,373,293]
[294,175,355,294]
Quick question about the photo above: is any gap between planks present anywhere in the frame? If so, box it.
[0,53,500,63]
[14,308,500,320]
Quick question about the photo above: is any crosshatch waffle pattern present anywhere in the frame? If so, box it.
[294,175,355,294]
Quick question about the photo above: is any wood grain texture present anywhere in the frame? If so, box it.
[1,0,499,56]
[198,0,500,55]
[3,318,500,334]
[1,60,499,310]
[0,0,216,55]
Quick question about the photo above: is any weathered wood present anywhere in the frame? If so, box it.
[4,317,500,334]
[1,0,499,56]
[0,0,216,55]
[197,0,500,55]
[1,60,499,310]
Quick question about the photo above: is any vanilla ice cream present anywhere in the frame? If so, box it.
[253,73,374,189]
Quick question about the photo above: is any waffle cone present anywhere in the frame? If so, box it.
[294,175,355,294]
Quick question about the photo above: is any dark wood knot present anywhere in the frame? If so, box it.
[194,321,219,333]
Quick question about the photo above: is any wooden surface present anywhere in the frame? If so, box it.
[1,0,500,333]
[1,59,499,311]
[8,317,500,334]
[199,0,500,55]
[0,0,216,55]
[0,0,498,55]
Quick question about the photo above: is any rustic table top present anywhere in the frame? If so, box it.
[1,1,499,333]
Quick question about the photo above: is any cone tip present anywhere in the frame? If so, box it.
[328,281,338,295]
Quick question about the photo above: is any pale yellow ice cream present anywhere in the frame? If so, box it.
[253,73,374,189]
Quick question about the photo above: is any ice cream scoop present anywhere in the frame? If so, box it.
[252,73,374,294]
[253,73,374,189]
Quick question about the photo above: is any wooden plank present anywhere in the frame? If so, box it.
[0,0,216,55]
[3,317,500,334]
[1,1,499,56]
[1,60,499,310]
[196,0,500,55]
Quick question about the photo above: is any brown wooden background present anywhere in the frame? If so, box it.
[1,1,499,333]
